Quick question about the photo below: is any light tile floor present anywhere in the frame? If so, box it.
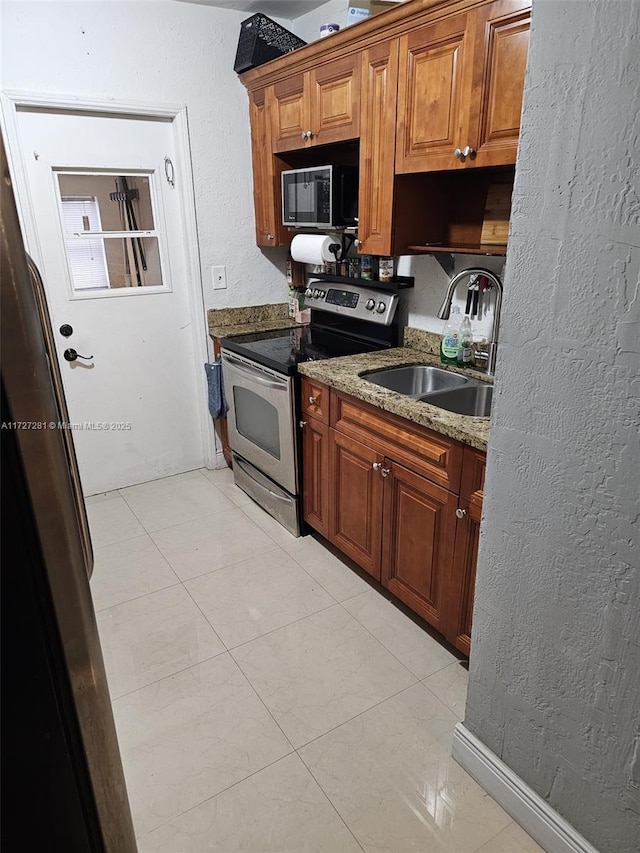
[89,468,543,852]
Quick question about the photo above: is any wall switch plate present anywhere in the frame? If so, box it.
[211,265,227,290]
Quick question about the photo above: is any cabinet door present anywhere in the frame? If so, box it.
[271,74,310,152]
[447,494,482,655]
[248,88,281,246]
[302,416,329,538]
[309,54,360,145]
[446,446,485,654]
[467,0,531,166]
[358,40,399,256]
[396,12,474,173]
[381,460,458,632]
[330,429,384,580]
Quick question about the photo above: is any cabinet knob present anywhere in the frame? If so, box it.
[455,508,467,519]
[454,148,463,159]
[299,420,307,428]
[462,146,475,157]
[308,395,318,405]
[267,233,274,241]
[300,131,307,140]
[381,467,390,478]
[372,462,382,471]
[307,130,314,140]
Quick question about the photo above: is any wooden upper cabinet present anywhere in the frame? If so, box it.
[271,55,360,152]
[396,12,473,173]
[248,87,283,246]
[396,0,530,173]
[468,0,531,166]
[358,39,399,256]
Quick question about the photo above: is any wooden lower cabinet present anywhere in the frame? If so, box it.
[301,382,485,653]
[446,494,481,654]
[382,460,458,633]
[301,415,330,539]
[329,429,384,581]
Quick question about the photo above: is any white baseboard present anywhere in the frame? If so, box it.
[452,724,600,853]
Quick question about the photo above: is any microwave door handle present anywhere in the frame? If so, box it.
[234,458,291,503]
[223,353,288,390]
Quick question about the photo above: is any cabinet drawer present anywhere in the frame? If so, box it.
[331,390,463,492]
[301,378,329,423]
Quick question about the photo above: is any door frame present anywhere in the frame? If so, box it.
[1,90,217,471]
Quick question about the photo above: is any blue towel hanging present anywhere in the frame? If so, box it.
[204,359,228,419]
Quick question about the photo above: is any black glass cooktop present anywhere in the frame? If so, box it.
[221,323,395,375]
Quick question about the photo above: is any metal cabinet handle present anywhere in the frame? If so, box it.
[300,131,307,140]
[456,508,467,519]
[309,395,318,405]
[299,420,307,428]
[381,467,390,478]
[307,130,314,140]
[454,148,463,159]
[267,233,274,241]
[462,146,475,157]
[372,462,382,471]
[64,348,93,362]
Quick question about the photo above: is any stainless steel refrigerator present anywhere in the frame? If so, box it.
[1,137,137,852]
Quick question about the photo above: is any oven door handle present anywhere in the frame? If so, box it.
[234,458,291,502]
[222,353,288,390]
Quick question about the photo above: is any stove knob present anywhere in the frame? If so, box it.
[305,288,313,298]
[320,290,326,297]
[315,289,323,298]
[376,301,387,314]
[365,298,376,311]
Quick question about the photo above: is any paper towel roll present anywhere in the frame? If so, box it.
[290,234,337,265]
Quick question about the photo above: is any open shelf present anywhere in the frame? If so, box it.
[407,244,507,256]
[308,272,415,293]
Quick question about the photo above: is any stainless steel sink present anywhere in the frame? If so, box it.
[420,384,493,417]
[362,364,469,397]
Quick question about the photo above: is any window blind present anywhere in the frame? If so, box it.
[61,197,110,290]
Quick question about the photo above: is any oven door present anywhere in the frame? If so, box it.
[222,350,298,495]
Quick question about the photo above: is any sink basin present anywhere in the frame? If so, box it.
[362,364,469,397]
[420,384,493,417]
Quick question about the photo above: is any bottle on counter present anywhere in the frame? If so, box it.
[360,255,373,280]
[440,306,461,365]
[457,314,474,366]
[378,256,394,282]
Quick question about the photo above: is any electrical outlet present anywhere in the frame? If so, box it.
[211,265,227,290]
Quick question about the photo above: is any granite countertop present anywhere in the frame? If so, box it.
[208,303,302,338]
[297,345,492,452]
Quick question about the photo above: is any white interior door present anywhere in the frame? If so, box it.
[16,108,205,495]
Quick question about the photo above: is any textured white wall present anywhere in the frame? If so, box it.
[1,0,289,325]
[464,2,640,851]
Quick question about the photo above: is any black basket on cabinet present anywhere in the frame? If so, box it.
[233,14,307,74]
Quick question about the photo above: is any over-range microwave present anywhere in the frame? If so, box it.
[281,165,358,228]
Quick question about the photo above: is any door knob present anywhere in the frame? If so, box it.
[59,324,73,337]
[64,348,93,362]
[455,508,467,519]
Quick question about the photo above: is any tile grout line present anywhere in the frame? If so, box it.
[93,579,183,614]
[290,679,431,753]
[468,819,518,853]
[175,543,282,585]
[294,750,367,853]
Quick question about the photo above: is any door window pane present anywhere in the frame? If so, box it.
[56,172,163,292]
[234,387,281,459]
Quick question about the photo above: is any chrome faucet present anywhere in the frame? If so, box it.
[436,267,503,376]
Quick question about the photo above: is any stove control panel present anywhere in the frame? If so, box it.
[304,281,399,326]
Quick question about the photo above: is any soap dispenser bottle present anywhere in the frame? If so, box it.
[440,306,461,365]
[457,314,474,366]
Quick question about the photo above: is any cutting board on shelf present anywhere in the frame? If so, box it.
[480,183,511,246]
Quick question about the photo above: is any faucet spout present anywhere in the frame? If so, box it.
[436,268,503,375]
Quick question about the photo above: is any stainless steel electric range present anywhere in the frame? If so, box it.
[220,280,405,536]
